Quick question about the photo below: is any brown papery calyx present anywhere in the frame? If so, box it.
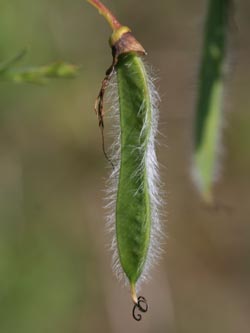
[111,31,147,60]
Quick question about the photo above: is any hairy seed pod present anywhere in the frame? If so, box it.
[87,0,162,320]
[116,53,154,293]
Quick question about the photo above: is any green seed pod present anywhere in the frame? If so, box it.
[192,0,232,203]
[87,0,162,320]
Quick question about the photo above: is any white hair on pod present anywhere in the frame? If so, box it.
[104,58,164,291]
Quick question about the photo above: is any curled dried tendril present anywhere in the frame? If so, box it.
[94,60,117,170]
[132,296,148,321]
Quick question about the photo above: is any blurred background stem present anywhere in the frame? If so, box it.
[193,0,232,203]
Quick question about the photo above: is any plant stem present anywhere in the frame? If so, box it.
[87,0,121,31]
[193,0,232,203]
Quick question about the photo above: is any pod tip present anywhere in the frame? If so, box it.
[130,284,138,304]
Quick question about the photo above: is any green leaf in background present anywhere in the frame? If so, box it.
[192,0,232,203]
[0,48,27,74]
[0,50,79,84]
[1,61,79,84]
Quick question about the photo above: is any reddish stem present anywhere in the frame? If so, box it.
[87,0,122,30]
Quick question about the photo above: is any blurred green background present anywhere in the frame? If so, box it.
[0,0,250,332]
